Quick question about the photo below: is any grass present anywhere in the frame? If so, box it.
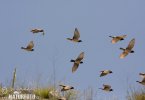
[0,87,13,97]
[34,86,79,100]
[0,67,81,100]
[127,87,145,100]
[0,68,95,100]
[34,86,56,99]
[0,85,79,100]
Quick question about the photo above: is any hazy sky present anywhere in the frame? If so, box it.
[0,0,145,100]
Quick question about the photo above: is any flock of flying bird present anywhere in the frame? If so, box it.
[20,28,144,100]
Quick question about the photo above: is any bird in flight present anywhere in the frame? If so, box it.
[119,38,135,59]
[71,52,84,73]
[59,84,74,91]
[99,84,113,92]
[21,41,34,51]
[109,35,127,44]
[31,29,45,35]
[136,73,145,86]
[100,70,113,77]
[67,28,82,43]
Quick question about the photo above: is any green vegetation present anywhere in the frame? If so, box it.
[0,85,80,100]
[12,68,16,89]
[34,86,57,99]
[34,86,79,99]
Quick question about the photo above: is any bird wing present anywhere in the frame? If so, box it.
[59,84,66,87]
[100,70,110,77]
[117,35,127,39]
[120,51,129,59]
[142,77,145,82]
[100,70,104,72]
[72,63,79,73]
[103,84,111,89]
[126,38,135,50]
[31,29,38,33]
[100,72,106,77]
[73,28,80,40]
[76,52,84,61]
[111,38,120,44]
[139,73,145,78]
[27,41,34,49]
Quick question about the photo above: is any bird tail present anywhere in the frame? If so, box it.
[21,47,25,49]
[120,48,125,51]
[109,36,114,38]
[67,38,72,41]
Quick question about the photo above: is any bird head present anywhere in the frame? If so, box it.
[110,89,113,91]
[71,87,74,89]
[110,71,113,73]
[78,40,82,42]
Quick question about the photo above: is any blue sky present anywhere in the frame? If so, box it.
[0,0,145,99]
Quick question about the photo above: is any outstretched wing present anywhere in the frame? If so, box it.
[72,63,79,73]
[126,38,135,50]
[31,29,38,33]
[139,73,145,78]
[73,28,80,40]
[100,70,108,77]
[120,51,129,59]
[100,72,106,77]
[117,35,127,39]
[111,38,120,44]
[59,84,66,87]
[27,41,34,49]
[76,52,84,61]
[142,77,145,82]
[103,84,111,89]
